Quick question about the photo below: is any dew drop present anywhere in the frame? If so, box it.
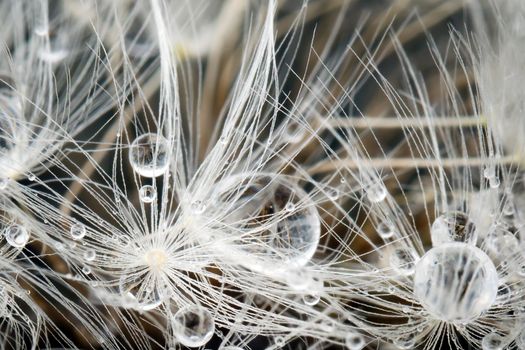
[139,185,157,203]
[285,202,295,212]
[367,184,387,203]
[377,222,395,240]
[214,174,319,272]
[390,248,417,276]
[302,292,320,306]
[38,49,68,63]
[481,332,506,350]
[70,223,86,240]
[191,200,206,214]
[345,332,365,350]
[431,211,477,247]
[171,305,214,348]
[84,249,96,262]
[28,173,36,181]
[0,178,8,190]
[4,224,29,248]
[489,176,501,189]
[82,265,91,274]
[129,133,169,177]
[414,242,498,323]
[274,336,285,347]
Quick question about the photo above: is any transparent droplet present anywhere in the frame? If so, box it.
[214,174,319,272]
[285,202,295,212]
[367,184,387,203]
[431,211,477,247]
[70,223,86,240]
[129,133,169,177]
[84,249,96,262]
[38,49,69,63]
[377,222,395,240]
[139,185,157,203]
[171,305,214,348]
[345,332,365,350]
[4,224,29,248]
[489,176,500,189]
[0,178,8,190]
[191,200,206,214]
[390,248,417,276]
[302,292,320,306]
[274,336,285,347]
[481,332,506,350]
[82,265,91,274]
[485,224,519,259]
[414,242,498,323]
[28,173,36,181]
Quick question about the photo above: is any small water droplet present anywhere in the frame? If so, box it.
[345,332,365,350]
[84,249,96,262]
[481,332,506,350]
[4,224,29,248]
[139,185,157,203]
[70,223,86,240]
[191,200,206,214]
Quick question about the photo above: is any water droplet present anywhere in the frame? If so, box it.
[4,224,29,248]
[70,223,86,240]
[38,48,69,63]
[84,249,96,262]
[431,211,477,247]
[28,173,36,181]
[414,242,498,323]
[489,176,500,189]
[302,291,320,306]
[367,184,387,203]
[345,332,365,350]
[214,174,320,272]
[191,200,206,214]
[285,202,295,212]
[171,305,214,348]
[129,133,169,177]
[377,222,395,240]
[82,265,91,274]
[139,185,157,203]
[482,332,506,350]
[274,336,285,347]
[0,178,8,190]
[390,248,417,276]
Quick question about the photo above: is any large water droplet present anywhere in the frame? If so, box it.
[431,211,477,247]
[213,174,320,272]
[414,242,498,323]
[70,223,86,240]
[129,133,169,177]
[390,247,417,276]
[139,185,157,203]
[4,224,29,248]
[171,305,214,348]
